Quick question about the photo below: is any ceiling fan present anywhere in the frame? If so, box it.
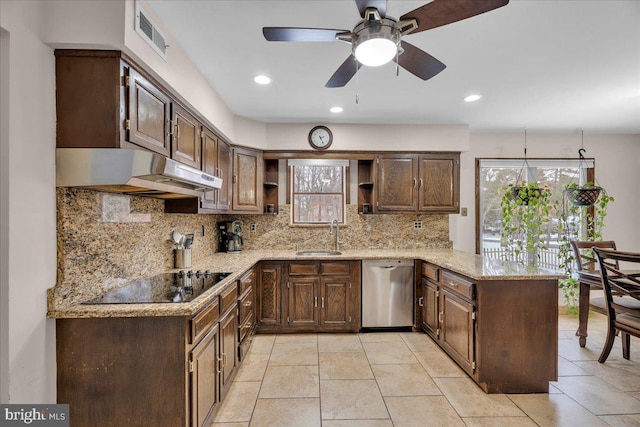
[263,0,509,88]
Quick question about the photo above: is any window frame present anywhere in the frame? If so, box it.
[288,159,348,226]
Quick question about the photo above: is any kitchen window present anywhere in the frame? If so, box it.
[290,159,347,225]
[476,158,594,268]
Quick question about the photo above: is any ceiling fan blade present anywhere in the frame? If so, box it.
[400,0,509,34]
[394,41,446,81]
[355,0,387,18]
[325,55,362,88]
[263,27,348,42]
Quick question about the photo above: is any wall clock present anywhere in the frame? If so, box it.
[308,125,333,150]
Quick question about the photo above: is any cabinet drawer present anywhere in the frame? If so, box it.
[320,262,350,276]
[191,297,220,344]
[238,269,255,296]
[422,262,439,281]
[220,284,238,315]
[238,287,254,326]
[239,311,255,343]
[441,271,475,301]
[288,262,319,276]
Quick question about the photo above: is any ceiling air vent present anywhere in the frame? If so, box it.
[135,2,168,61]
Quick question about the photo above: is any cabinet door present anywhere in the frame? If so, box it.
[200,127,218,209]
[127,68,171,156]
[320,277,351,327]
[256,263,282,327]
[219,306,238,397]
[232,147,263,212]
[440,289,475,373]
[375,154,417,212]
[172,104,200,169]
[418,154,460,213]
[421,279,439,339]
[216,140,232,211]
[190,325,219,427]
[288,276,319,327]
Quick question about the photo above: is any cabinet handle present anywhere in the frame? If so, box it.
[217,357,223,374]
[243,301,252,307]
[233,175,238,184]
[314,296,318,307]
[165,118,172,137]
[438,312,444,323]
[419,178,423,188]
[418,297,424,307]
[321,297,325,308]
[413,178,417,188]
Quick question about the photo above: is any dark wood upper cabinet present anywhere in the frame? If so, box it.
[375,153,459,214]
[376,154,418,212]
[232,147,263,212]
[172,103,200,168]
[127,67,171,156]
[217,140,232,211]
[200,128,218,210]
[418,154,460,212]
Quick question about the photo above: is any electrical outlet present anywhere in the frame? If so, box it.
[461,207,468,217]
[250,223,256,232]
[413,221,423,230]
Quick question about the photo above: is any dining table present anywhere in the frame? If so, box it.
[576,268,640,347]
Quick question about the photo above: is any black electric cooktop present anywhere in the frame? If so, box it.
[83,270,232,304]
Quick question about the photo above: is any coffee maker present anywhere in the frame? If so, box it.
[218,220,243,253]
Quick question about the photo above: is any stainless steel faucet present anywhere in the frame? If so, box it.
[329,219,343,252]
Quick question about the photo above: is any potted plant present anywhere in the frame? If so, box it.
[500,182,552,267]
[556,182,614,312]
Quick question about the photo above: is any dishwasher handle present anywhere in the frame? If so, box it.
[379,266,399,271]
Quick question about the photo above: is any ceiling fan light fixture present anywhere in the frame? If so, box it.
[352,19,400,67]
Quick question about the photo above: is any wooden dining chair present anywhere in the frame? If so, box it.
[592,247,640,363]
[570,240,618,318]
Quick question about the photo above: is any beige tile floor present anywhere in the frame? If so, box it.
[213,313,640,427]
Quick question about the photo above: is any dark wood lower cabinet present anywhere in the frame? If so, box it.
[257,260,360,333]
[191,325,219,427]
[417,261,558,394]
[219,304,238,398]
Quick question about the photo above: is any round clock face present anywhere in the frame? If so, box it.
[308,126,333,150]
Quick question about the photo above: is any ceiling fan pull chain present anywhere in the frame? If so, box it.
[356,61,360,104]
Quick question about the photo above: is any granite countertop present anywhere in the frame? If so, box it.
[47,249,564,319]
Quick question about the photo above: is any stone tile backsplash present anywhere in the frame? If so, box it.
[56,189,450,302]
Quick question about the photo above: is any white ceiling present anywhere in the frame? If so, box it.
[146,0,640,133]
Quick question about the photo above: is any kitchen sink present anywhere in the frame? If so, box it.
[295,251,342,256]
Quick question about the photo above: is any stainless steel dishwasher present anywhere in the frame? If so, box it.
[362,259,414,328]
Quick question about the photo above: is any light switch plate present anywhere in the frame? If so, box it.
[461,207,468,216]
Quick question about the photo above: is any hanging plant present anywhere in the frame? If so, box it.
[500,182,552,267]
[555,141,615,312]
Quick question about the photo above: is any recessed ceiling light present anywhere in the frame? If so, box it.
[464,94,482,102]
[254,75,271,85]
[330,106,343,113]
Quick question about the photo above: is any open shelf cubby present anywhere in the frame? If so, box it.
[357,159,374,214]
[264,159,279,214]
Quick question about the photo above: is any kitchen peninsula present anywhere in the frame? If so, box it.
[49,249,562,427]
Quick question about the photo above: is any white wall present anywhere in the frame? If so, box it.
[266,123,470,151]
[0,0,57,403]
[42,0,237,142]
[234,116,268,149]
[1,27,10,404]
[451,133,640,253]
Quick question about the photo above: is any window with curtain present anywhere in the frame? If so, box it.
[290,159,347,225]
[477,159,594,267]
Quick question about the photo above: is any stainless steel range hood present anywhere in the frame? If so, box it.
[56,148,223,199]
